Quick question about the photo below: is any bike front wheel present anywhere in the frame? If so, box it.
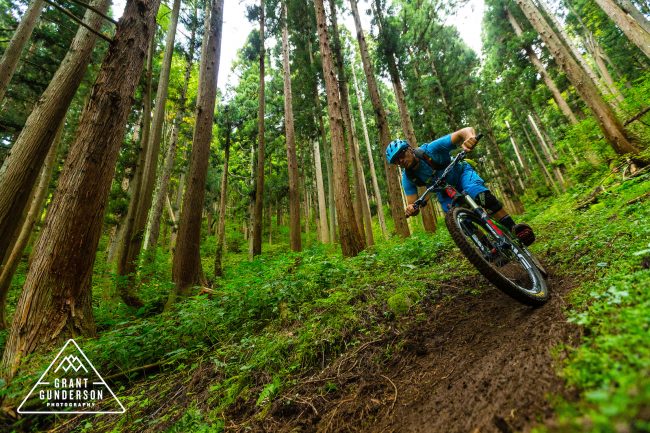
[445,207,549,306]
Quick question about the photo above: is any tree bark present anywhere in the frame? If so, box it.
[0,0,161,379]
[146,5,197,253]
[0,0,45,103]
[171,0,223,300]
[312,138,330,243]
[615,0,650,34]
[0,120,61,330]
[314,0,364,257]
[594,0,650,58]
[114,37,154,307]
[281,0,301,252]
[0,0,111,268]
[351,62,388,238]
[214,125,230,278]
[349,0,409,238]
[516,0,639,155]
[527,113,566,189]
[252,0,266,256]
[505,8,579,124]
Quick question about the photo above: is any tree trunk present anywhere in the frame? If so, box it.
[170,0,223,301]
[214,126,230,278]
[426,48,458,130]
[349,0,409,238]
[281,0,301,252]
[118,0,182,292]
[0,0,111,268]
[328,0,367,244]
[0,0,161,379]
[0,0,45,103]
[505,8,579,124]
[146,6,197,253]
[594,0,650,58]
[314,0,364,257]
[385,52,436,233]
[252,0,266,256]
[516,0,639,155]
[0,120,61,330]
[584,32,625,104]
[351,62,388,238]
[114,37,154,307]
[527,114,566,189]
[615,0,650,34]
[348,108,375,245]
[312,138,330,243]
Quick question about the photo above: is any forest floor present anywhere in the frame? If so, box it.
[224,271,582,433]
[2,165,649,433]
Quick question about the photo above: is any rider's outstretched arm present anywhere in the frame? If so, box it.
[450,127,477,152]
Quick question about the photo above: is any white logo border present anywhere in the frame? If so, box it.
[17,338,126,414]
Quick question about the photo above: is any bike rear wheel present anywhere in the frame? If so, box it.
[445,207,549,306]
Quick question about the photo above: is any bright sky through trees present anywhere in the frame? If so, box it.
[111,0,485,91]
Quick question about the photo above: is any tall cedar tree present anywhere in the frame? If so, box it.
[313,0,364,257]
[252,0,266,256]
[117,0,182,303]
[0,0,162,379]
[515,0,639,155]
[0,0,111,269]
[171,0,224,298]
[349,0,410,238]
[0,0,45,102]
[281,0,301,251]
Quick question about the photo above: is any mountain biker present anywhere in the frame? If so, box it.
[386,127,535,246]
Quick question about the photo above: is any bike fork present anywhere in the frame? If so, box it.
[462,194,509,250]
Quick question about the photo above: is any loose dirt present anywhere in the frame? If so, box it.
[231,270,581,433]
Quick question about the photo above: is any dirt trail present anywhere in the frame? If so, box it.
[235,270,581,433]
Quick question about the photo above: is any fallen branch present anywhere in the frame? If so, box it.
[103,361,164,381]
[626,191,650,206]
[380,374,398,410]
[624,106,650,126]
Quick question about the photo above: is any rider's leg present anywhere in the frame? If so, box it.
[457,166,536,246]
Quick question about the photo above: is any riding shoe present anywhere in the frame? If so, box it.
[513,223,535,246]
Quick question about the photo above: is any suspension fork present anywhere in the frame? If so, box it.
[462,193,510,249]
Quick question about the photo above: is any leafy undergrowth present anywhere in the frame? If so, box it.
[525,169,650,432]
[2,166,649,433]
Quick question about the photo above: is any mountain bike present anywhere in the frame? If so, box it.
[409,135,549,306]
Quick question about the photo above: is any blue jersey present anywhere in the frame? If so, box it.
[401,134,489,211]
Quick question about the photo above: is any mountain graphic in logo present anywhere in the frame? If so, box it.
[55,355,88,373]
[17,339,125,414]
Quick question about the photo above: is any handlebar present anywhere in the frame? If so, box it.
[408,133,483,216]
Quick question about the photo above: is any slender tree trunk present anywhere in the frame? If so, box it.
[504,120,531,176]
[584,32,625,104]
[115,37,154,307]
[170,0,223,301]
[0,0,45,102]
[351,62,388,238]
[214,126,230,277]
[312,138,330,243]
[314,0,364,257]
[146,9,197,253]
[527,114,566,189]
[384,53,436,233]
[0,0,111,268]
[615,0,650,34]
[520,120,560,193]
[118,0,182,291]
[505,8,579,124]
[281,0,301,251]
[0,0,161,380]
[349,0,409,238]
[348,109,375,245]
[0,120,61,330]
[328,0,367,245]
[252,0,266,256]
[594,0,650,58]
[516,0,639,155]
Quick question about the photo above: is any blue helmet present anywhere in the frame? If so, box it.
[386,139,409,164]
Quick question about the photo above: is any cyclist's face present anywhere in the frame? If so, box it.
[395,147,417,169]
